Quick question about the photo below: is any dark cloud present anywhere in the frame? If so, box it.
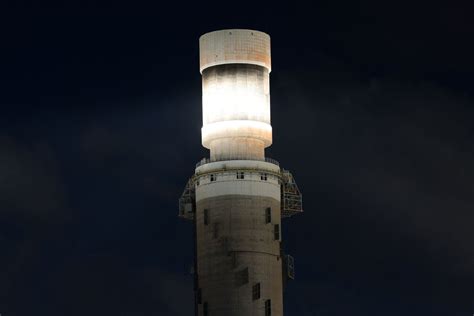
[0,136,73,314]
[46,255,193,316]
[270,71,474,314]
[0,136,65,217]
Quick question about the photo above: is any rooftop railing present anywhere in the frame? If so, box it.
[195,157,280,168]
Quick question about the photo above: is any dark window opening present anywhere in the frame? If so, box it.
[197,288,202,304]
[261,173,268,180]
[203,302,208,316]
[265,207,272,223]
[204,209,209,226]
[235,267,249,286]
[252,283,261,300]
[236,171,244,179]
[274,224,280,241]
[210,174,216,181]
[265,299,271,316]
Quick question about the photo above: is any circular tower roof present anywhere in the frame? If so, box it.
[199,29,271,73]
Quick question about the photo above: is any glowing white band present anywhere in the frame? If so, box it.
[201,120,272,148]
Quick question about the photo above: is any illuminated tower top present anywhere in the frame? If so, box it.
[199,29,272,161]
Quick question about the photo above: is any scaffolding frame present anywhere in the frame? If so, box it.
[280,169,303,218]
[178,177,196,220]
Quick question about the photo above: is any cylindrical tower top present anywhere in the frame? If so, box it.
[199,29,271,73]
[200,29,272,161]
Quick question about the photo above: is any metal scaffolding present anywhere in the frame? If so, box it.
[178,177,196,220]
[281,170,303,218]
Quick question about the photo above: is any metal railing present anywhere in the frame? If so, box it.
[195,157,280,168]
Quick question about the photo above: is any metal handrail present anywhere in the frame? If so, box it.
[195,157,280,168]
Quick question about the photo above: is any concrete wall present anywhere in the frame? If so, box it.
[195,161,280,202]
[196,194,283,316]
[199,29,271,73]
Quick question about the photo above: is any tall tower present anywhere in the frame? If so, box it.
[179,29,303,316]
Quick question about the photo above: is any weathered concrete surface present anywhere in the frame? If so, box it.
[199,29,271,73]
[196,194,283,316]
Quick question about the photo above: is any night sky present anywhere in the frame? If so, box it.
[1,1,473,315]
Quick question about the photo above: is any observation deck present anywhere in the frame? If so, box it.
[179,158,303,221]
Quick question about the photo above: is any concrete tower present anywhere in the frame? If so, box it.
[179,29,303,316]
